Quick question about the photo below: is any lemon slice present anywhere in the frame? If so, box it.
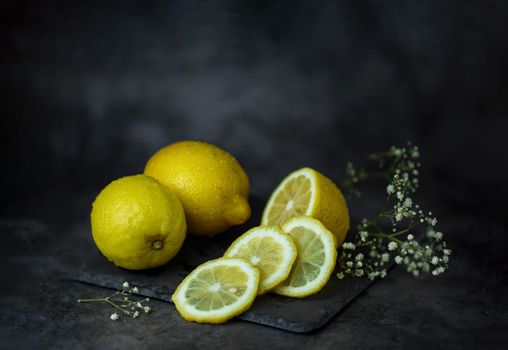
[224,226,297,295]
[172,258,259,323]
[274,216,337,298]
[261,167,350,247]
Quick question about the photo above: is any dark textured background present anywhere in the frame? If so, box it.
[1,0,508,348]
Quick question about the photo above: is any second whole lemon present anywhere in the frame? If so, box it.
[144,141,250,236]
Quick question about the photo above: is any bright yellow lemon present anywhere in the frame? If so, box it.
[261,167,350,247]
[90,174,186,270]
[144,141,250,236]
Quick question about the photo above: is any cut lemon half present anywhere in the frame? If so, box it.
[224,226,297,295]
[274,216,337,298]
[261,167,350,247]
[172,258,259,323]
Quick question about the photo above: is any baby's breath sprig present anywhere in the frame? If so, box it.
[337,144,451,280]
[77,282,152,320]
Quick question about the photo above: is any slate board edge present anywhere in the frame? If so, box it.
[66,269,382,334]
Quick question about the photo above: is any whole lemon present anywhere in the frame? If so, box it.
[90,174,186,270]
[144,141,250,236]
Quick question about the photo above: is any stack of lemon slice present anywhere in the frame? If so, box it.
[172,167,349,323]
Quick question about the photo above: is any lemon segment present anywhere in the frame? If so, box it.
[274,216,337,298]
[261,167,350,247]
[172,258,260,323]
[224,226,297,294]
[144,141,250,236]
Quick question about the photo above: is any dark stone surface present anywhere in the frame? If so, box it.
[68,196,384,333]
[2,0,508,348]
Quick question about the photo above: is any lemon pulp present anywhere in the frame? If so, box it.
[172,258,259,323]
[274,216,337,298]
[224,226,297,294]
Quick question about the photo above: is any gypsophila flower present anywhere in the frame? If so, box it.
[337,144,451,281]
[77,282,154,320]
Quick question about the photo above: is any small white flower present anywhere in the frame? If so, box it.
[380,270,387,278]
[346,261,353,268]
[403,197,413,208]
[397,191,404,200]
[144,306,151,313]
[431,256,439,265]
[337,272,345,280]
[136,302,142,308]
[395,256,403,264]
[443,255,449,263]
[387,184,395,194]
[381,253,390,262]
[435,231,443,240]
[122,282,130,289]
[395,213,403,221]
[355,269,364,277]
[443,249,451,255]
[343,242,356,250]
[133,311,140,318]
[110,313,119,321]
[132,287,139,293]
[355,253,364,261]
[145,298,150,302]
[388,242,397,251]
[356,261,363,267]
[407,234,414,241]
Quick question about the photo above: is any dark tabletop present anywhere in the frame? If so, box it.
[1,1,508,349]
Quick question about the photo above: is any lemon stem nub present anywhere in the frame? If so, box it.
[152,240,164,250]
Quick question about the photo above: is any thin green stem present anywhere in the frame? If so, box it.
[77,298,108,302]
[105,299,133,316]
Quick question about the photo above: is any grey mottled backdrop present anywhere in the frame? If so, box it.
[3,0,508,201]
[1,1,508,348]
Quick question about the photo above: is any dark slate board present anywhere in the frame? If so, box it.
[68,195,387,333]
